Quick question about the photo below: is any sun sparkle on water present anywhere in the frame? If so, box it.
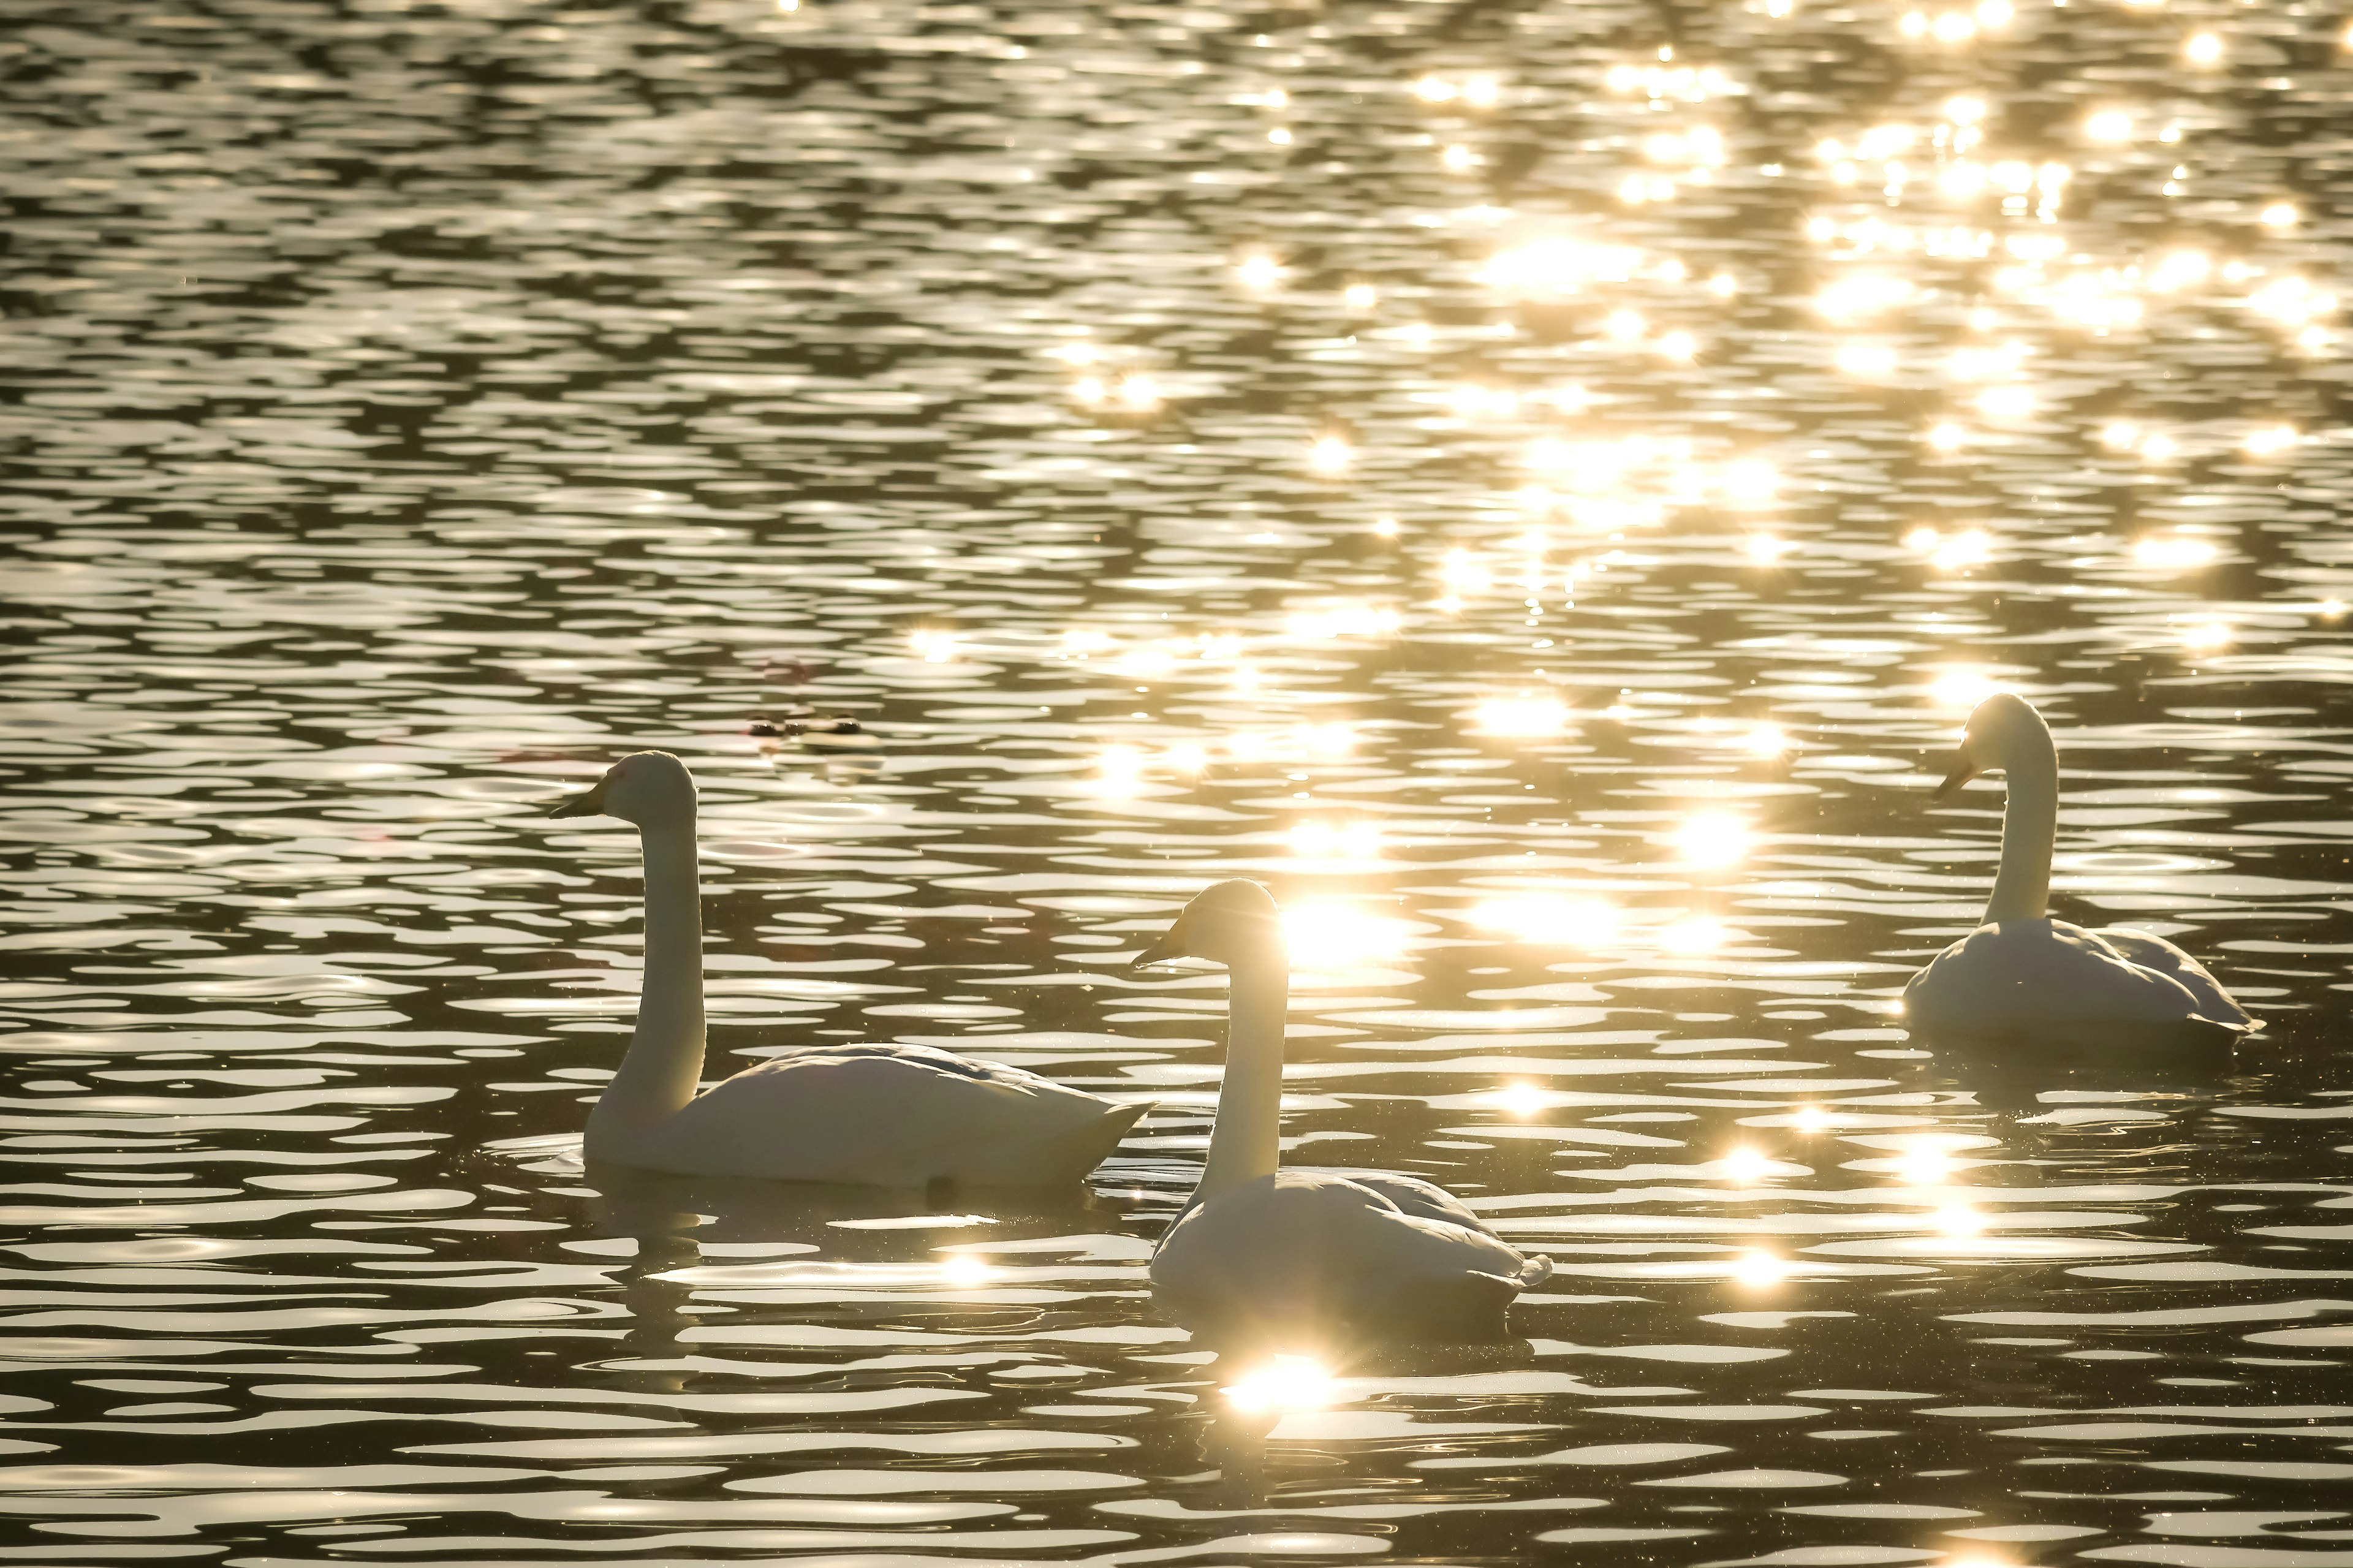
[2181,619,2233,654]
[1721,1146,1772,1185]
[9,0,2353,1557]
[1281,903,1411,969]
[1094,746,1145,797]
[1659,914,1727,953]
[910,628,960,663]
[1473,695,1573,737]
[1930,668,1998,709]
[1675,811,1751,869]
[1471,893,1620,945]
[1224,1355,1335,1414]
[1934,1203,1985,1238]
[2133,535,2218,570]
[1908,526,1992,572]
[1893,1139,1958,1186]
[1290,820,1382,860]
[938,1254,993,1287]
[1493,1081,1548,1118]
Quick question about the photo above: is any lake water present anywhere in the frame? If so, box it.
[3,0,2352,1561]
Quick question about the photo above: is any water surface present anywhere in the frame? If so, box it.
[3,0,2352,1562]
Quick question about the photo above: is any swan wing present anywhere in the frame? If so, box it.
[1320,1169,1501,1238]
[1150,1172,1544,1341]
[756,1041,1075,1094]
[636,1043,1145,1187]
[2096,928,2254,1029]
[1903,918,2235,1044]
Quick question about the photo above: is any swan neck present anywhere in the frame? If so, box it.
[1986,747,2056,925]
[1192,950,1289,1204]
[594,810,707,1135]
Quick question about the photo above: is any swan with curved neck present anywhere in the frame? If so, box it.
[548,751,1147,1187]
[1903,694,2255,1048]
[1134,881,1550,1343]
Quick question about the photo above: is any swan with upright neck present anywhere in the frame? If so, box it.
[1134,881,1551,1343]
[548,751,1147,1187]
[1902,694,2255,1049]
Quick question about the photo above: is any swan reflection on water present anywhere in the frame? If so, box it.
[1195,1352,1346,1507]
[1914,1034,2244,1125]
[574,1161,1141,1392]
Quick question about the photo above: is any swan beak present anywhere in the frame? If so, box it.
[1931,751,1977,802]
[548,778,612,819]
[1131,930,1184,969]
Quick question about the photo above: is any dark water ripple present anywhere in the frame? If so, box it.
[2,0,2351,1561]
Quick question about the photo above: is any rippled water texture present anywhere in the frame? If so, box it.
[4,0,2352,1561]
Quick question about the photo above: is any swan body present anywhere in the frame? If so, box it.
[1153,1172,1551,1341]
[1134,881,1551,1342]
[548,752,1145,1187]
[591,1041,1145,1187]
[1903,694,2254,1050]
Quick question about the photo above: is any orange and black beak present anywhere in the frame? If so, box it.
[1131,926,1186,969]
[547,776,612,819]
[1932,743,1979,803]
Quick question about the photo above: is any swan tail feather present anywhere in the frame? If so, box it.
[1466,1254,1551,1294]
[1045,1097,1152,1183]
[2101,926,2253,1028]
[1432,1270,1537,1341]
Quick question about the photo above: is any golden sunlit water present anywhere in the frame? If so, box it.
[2,0,2351,1561]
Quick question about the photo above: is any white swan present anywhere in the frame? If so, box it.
[547,751,1147,1187]
[1903,693,2256,1050]
[1134,881,1552,1342]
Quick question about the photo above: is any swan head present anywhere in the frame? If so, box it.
[1936,692,2050,800]
[1132,879,1284,970]
[548,751,697,827]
